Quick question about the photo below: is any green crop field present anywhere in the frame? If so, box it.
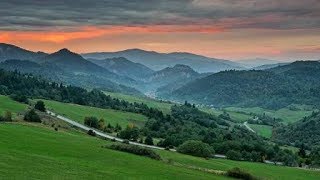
[0,95,27,118]
[248,124,273,138]
[0,123,228,179]
[225,106,314,124]
[41,99,148,128]
[104,91,173,114]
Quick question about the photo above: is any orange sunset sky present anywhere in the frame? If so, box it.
[1,0,319,61]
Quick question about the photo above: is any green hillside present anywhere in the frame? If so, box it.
[0,95,27,117]
[41,99,148,128]
[104,91,173,114]
[226,106,314,124]
[0,123,226,179]
[1,123,319,179]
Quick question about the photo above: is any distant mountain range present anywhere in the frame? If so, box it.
[238,58,284,68]
[82,49,244,73]
[88,57,154,80]
[0,44,140,95]
[0,43,47,62]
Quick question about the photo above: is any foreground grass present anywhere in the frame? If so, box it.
[0,123,227,179]
[0,95,27,117]
[41,99,148,128]
[104,91,173,114]
[158,150,320,180]
[226,106,314,124]
[248,124,273,138]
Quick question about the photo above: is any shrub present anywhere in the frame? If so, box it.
[177,140,214,158]
[10,94,28,104]
[0,111,12,122]
[87,129,96,136]
[144,135,154,145]
[226,150,242,161]
[34,101,46,112]
[24,109,41,122]
[84,117,99,129]
[226,167,257,180]
[108,144,161,160]
[119,125,140,141]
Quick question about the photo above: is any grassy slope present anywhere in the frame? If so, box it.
[0,123,227,180]
[159,150,320,180]
[104,91,173,114]
[226,106,314,124]
[41,99,148,128]
[0,95,27,117]
[201,108,253,123]
[248,124,273,138]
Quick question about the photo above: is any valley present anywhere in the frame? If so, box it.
[1,43,320,179]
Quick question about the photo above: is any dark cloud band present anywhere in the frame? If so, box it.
[0,0,319,31]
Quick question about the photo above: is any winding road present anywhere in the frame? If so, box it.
[243,121,255,133]
[46,110,166,150]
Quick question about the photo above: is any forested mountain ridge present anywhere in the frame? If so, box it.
[273,111,320,150]
[168,61,320,109]
[88,57,154,80]
[0,43,47,62]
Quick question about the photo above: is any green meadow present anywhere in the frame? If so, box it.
[248,123,273,138]
[40,99,148,128]
[0,95,27,118]
[0,123,227,179]
[226,106,314,124]
[1,123,319,180]
[104,91,173,114]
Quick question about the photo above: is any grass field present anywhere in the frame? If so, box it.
[1,123,319,180]
[201,107,253,123]
[0,123,227,179]
[0,95,27,118]
[225,106,314,124]
[158,150,320,180]
[248,124,273,138]
[41,99,149,128]
[104,91,173,114]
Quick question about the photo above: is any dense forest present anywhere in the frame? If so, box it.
[169,61,320,109]
[273,112,320,150]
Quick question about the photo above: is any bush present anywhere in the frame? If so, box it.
[35,100,46,112]
[84,117,99,129]
[226,167,257,180]
[108,144,161,160]
[144,135,154,145]
[10,94,28,104]
[119,125,140,141]
[0,111,12,122]
[177,140,214,158]
[24,109,41,122]
[87,129,96,136]
[226,150,242,161]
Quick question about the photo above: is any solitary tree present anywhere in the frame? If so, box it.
[34,101,46,112]
[35,101,46,112]
[24,109,41,122]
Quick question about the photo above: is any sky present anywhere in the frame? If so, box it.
[0,0,319,61]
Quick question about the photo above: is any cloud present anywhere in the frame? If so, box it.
[0,0,319,31]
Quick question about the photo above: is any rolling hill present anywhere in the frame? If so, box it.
[167,61,320,109]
